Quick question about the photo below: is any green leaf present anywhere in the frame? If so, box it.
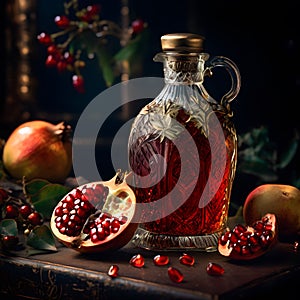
[114,30,148,62]
[96,46,115,87]
[25,179,50,196]
[0,219,18,236]
[31,184,71,219]
[276,134,299,169]
[26,225,57,252]
[237,158,278,182]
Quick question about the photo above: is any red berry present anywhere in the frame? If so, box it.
[5,204,19,218]
[168,267,184,283]
[47,45,60,55]
[37,32,53,45]
[54,15,70,28]
[132,19,145,34]
[57,60,68,72]
[19,204,33,218]
[45,55,58,67]
[129,254,144,268]
[0,188,9,204]
[63,52,75,64]
[206,262,225,276]
[27,212,43,226]
[72,75,85,93]
[2,235,19,250]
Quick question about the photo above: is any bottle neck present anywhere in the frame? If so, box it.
[155,52,209,84]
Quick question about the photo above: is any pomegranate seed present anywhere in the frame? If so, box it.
[168,267,184,283]
[153,255,169,266]
[233,224,247,235]
[206,262,224,276]
[293,241,299,251]
[179,253,195,266]
[129,254,144,268]
[108,265,119,278]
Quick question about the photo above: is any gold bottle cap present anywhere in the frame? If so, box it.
[161,33,205,52]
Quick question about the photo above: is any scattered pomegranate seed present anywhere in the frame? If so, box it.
[168,267,184,283]
[293,241,299,251]
[129,254,145,268]
[108,265,119,278]
[206,262,225,276]
[179,253,195,266]
[153,255,169,266]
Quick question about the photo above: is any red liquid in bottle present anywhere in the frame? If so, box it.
[129,104,237,237]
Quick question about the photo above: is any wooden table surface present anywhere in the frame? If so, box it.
[1,238,300,300]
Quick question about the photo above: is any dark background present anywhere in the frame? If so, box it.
[1,0,300,212]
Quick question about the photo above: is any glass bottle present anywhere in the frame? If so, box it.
[128,33,241,251]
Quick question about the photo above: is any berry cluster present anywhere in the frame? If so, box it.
[0,187,43,251]
[37,1,146,93]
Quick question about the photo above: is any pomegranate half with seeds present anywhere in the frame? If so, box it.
[50,171,138,254]
[218,213,278,260]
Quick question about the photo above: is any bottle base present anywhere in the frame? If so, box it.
[130,227,221,252]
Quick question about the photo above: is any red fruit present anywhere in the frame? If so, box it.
[129,254,144,268]
[206,262,225,276]
[218,213,277,260]
[179,253,195,266]
[153,254,169,266]
[168,267,183,283]
[37,32,53,45]
[2,120,72,183]
[0,188,9,204]
[108,265,119,278]
[50,171,138,254]
[54,15,70,28]
[27,212,43,226]
[45,55,58,67]
[2,235,19,250]
[57,60,68,72]
[5,204,19,218]
[19,204,33,218]
[131,19,145,34]
[72,75,85,93]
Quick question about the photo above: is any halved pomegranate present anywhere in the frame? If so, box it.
[50,171,138,254]
[218,213,278,260]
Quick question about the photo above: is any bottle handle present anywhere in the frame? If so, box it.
[205,56,241,106]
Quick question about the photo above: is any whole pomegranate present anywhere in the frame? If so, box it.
[218,213,278,260]
[2,120,72,183]
[50,171,138,254]
[243,184,300,242]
